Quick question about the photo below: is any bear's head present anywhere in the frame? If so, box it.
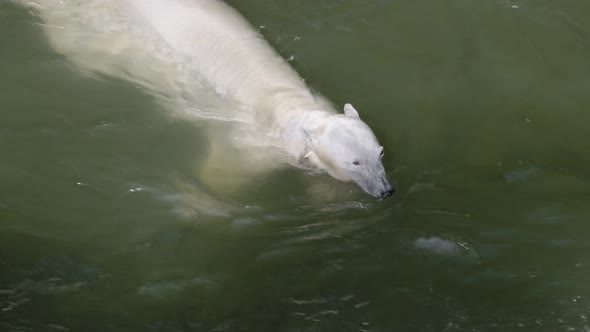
[302,104,394,199]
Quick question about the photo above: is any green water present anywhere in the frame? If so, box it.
[2,0,590,331]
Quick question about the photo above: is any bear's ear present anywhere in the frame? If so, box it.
[343,103,360,118]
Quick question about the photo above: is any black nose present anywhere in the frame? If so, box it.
[381,188,395,199]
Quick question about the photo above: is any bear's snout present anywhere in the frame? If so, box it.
[381,188,395,199]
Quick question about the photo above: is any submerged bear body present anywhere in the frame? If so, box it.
[18,0,393,198]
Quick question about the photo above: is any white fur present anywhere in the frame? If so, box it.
[17,0,393,198]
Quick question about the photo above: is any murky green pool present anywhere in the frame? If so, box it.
[1,0,590,330]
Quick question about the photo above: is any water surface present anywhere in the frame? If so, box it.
[1,0,590,331]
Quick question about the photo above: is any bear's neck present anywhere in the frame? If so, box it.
[266,94,334,164]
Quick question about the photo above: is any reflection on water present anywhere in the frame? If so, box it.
[2,0,590,331]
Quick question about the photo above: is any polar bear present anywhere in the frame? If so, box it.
[16,0,394,199]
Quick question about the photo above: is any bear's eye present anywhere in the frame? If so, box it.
[352,160,360,166]
[380,149,384,158]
